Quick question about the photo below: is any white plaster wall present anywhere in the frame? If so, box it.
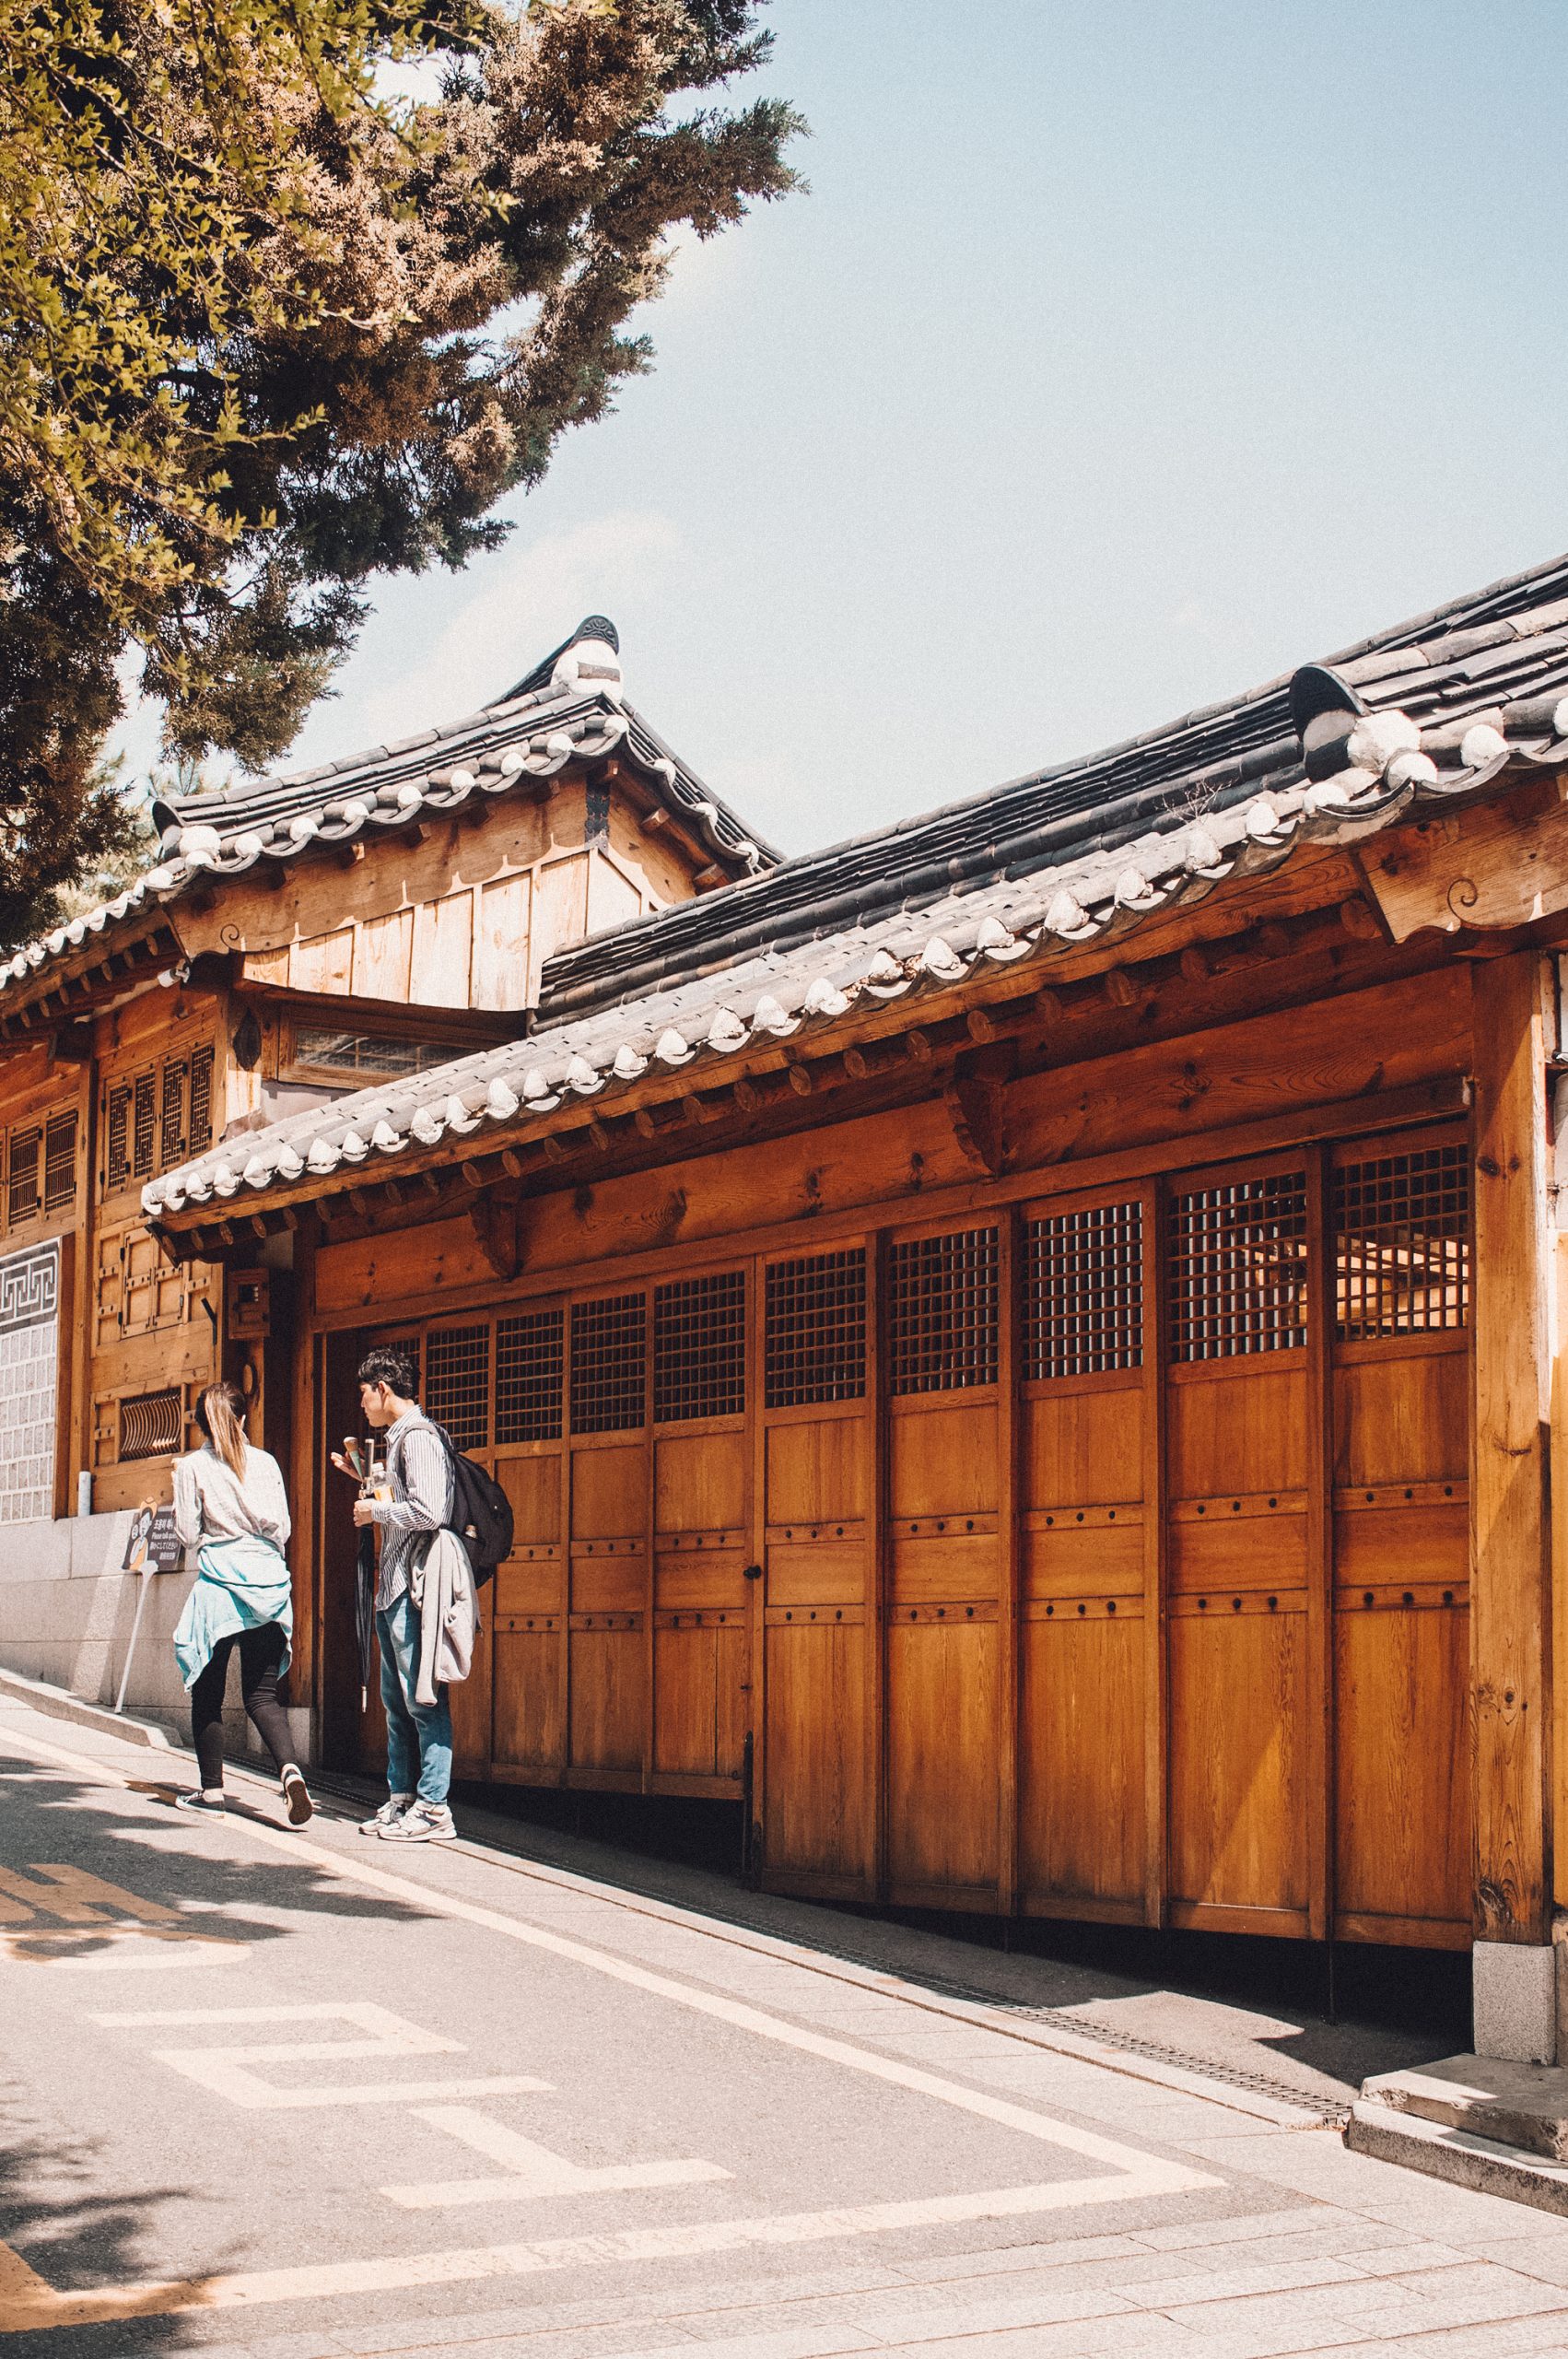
[0,1512,313,1766]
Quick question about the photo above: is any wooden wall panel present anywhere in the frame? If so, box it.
[410,892,474,1010]
[475,875,532,1012]
[354,910,415,1002]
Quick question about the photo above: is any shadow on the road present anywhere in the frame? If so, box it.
[0,1749,438,1962]
[0,2107,204,2358]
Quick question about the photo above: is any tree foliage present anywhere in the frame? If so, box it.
[0,0,801,946]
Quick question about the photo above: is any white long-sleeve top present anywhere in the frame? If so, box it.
[172,1443,291,1554]
[370,1408,453,1614]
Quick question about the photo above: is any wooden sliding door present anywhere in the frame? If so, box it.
[757,1243,877,1895]
[490,1304,568,1783]
[567,1288,649,1785]
[1018,1188,1158,1922]
[883,1220,1006,1908]
[1164,1158,1316,1936]
[1329,1132,1470,1946]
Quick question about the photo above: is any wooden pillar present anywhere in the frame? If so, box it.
[1471,953,1552,1959]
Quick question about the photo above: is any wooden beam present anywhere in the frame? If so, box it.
[1471,952,1552,1946]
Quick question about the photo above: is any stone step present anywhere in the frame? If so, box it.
[1348,2098,1568,2218]
[1362,2054,1568,2163]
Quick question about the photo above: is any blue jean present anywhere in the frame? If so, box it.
[376,1591,452,1806]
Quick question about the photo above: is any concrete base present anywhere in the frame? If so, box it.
[1363,2053,1568,2162]
[1348,2098,1568,2217]
[0,1512,316,1766]
[1473,1939,1557,2063]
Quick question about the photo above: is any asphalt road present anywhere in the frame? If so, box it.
[6,1695,1568,2359]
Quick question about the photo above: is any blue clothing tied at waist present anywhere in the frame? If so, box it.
[173,1533,294,1692]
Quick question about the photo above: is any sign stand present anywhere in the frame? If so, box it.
[113,1507,185,1717]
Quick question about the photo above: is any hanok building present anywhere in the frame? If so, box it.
[7,555,1568,2058]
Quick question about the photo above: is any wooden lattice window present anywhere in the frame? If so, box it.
[654,1271,745,1424]
[496,1309,564,1445]
[188,1046,214,1154]
[105,1082,133,1191]
[570,1293,647,1434]
[160,1060,187,1169]
[765,1249,867,1408]
[6,1128,40,1228]
[132,1070,158,1180]
[424,1323,490,1453]
[43,1112,76,1214]
[889,1226,1000,1395]
[1334,1143,1469,1340]
[120,1389,183,1461]
[1168,1172,1308,1362]
[1025,1200,1142,1380]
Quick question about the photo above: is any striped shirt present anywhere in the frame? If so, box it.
[370,1408,454,1614]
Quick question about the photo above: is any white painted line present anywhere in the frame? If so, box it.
[2,2170,1204,2332]
[92,2001,549,2111]
[382,2103,731,2209]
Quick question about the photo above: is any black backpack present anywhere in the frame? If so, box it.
[429,1424,513,1588]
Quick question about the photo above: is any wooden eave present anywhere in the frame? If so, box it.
[0,918,182,1044]
[150,855,1496,1262]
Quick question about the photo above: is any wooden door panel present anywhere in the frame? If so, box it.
[653,1617,747,1778]
[1024,1383,1141,1507]
[1335,1602,1470,1935]
[571,1443,645,1538]
[492,1623,565,1772]
[448,1615,491,1774]
[885,1617,999,1895]
[766,1414,869,1523]
[1019,1611,1144,1911]
[889,1401,999,1516]
[568,1625,643,1771]
[1168,1364,1308,1497]
[655,1429,745,1533]
[1023,1514,1143,1598]
[763,1618,868,1880]
[1334,1349,1468,1489]
[1168,1607,1308,1924]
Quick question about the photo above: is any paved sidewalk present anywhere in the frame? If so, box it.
[3,1691,1565,2359]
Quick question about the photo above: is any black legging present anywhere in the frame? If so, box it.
[190,1623,295,1790]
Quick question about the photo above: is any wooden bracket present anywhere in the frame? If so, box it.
[468,1189,525,1282]
[943,1042,1019,1178]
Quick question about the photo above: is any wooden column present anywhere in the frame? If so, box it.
[1471,953,1552,1945]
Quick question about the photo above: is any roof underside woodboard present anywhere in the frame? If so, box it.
[0,619,773,1021]
[145,546,1568,1228]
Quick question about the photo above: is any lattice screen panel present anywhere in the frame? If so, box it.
[120,1389,183,1461]
[496,1309,565,1444]
[1334,1144,1469,1340]
[160,1061,187,1169]
[424,1323,490,1452]
[570,1294,648,1434]
[765,1249,868,1409]
[188,1047,215,1155]
[1025,1200,1143,1380]
[43,1112,76,1214]
[105,1083,132,1191]
[654,1271,746,1424]
[888,1226,1000,1395]
[133,1071,158,1180]
[1168,1173,1309,1362]
[0,1241,59,1520]
[6,1130,40,1229]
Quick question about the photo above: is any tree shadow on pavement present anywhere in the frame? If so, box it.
[0,1748,438,1962]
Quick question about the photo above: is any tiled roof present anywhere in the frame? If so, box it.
[144,546,1568,1225]
[539,553,1568,1022]
[0,620,774,1012]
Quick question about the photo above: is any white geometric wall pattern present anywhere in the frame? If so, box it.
[0,1239,60,1523]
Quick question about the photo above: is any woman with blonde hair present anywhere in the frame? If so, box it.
[170,1381,312,1825]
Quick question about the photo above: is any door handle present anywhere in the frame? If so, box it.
[743,1564,763,1581]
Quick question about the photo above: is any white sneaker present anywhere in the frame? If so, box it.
[359,1793,414,1837]
[281,1767,314,1827]
[380,1801,456,1844]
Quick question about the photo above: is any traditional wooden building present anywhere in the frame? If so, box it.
[11,555,1568,2054]
[0,615,766,1602]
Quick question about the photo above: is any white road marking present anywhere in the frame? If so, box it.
[383,2103,731,2209]
[0,1724,1223,2334]
[1,2171,1206,2332]
[93,2001,551,2110]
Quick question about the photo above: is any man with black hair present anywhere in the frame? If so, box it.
[333,1347,457,1842]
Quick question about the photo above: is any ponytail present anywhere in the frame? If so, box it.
[195,1381,248,1479]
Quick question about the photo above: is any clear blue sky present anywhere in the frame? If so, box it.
[126,0,1568,856]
